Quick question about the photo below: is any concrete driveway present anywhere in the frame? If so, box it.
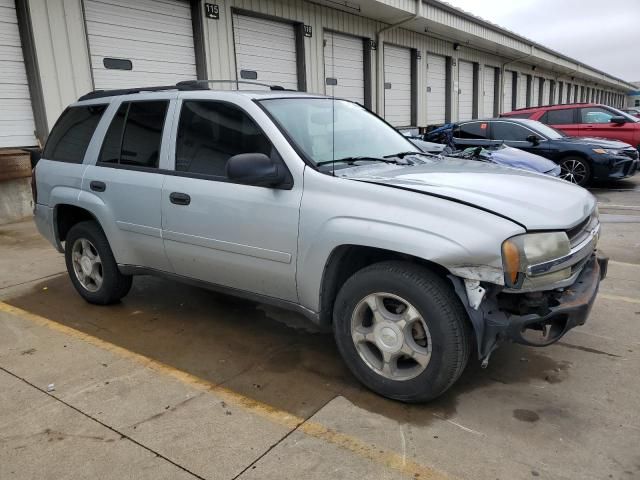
[1,177,639,480]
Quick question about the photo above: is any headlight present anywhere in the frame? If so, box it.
[501,232,570,287]
[592,148,620,155]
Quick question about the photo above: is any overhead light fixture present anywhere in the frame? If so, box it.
[531,65,537,71]
[453,43,460,51]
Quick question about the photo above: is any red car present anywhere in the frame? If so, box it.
[502,103,640,150]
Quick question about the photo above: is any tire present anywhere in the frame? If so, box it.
[64,221,132,305]
[333,261,472,403]
[559,156,591,187]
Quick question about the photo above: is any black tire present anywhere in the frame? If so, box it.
[333,261,472,403]
[559,156,591,187]
[64,221,132,305]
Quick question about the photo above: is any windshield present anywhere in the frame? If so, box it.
[606,106,640,123]
[259,98,418,165]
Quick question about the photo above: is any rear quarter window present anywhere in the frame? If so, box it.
[42,105,107,163]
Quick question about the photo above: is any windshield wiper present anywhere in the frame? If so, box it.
[383,151,429,159]
[316,156,399,166]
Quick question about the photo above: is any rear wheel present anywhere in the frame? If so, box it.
[65,221,132,304]
[559,156,591,186]
[333,261,471,402]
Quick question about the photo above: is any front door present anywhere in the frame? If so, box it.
[578,106,636,144]
[161,99,302,302]
[489,121,549,157]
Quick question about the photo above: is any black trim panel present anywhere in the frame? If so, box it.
[117,264,321,324]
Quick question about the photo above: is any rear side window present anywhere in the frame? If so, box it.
[99,100,168,168]
[175,100,273,178]
[491,122,532,141]
[545,108,575,125]
[43,105,107,163]
[454,122,489,139]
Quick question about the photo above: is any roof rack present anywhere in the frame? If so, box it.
[77,79,290,101]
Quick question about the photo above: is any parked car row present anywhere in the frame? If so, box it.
[422,111,639,186]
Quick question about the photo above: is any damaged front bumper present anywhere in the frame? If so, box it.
[451,254,608,360]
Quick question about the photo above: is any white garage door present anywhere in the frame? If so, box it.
[384,44,412,126]
[0,0,36,147]
[502,70,513,113]
[233,14,297,90]
[517,74,527,108]
[482,66,496,118]
[324,31,364,104]
[426,54,446,125]
[458,60,473,121]
[84,0,197,90]
[531,77,540,107]
[542,79,550,105]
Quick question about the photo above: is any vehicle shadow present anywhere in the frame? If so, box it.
[7,274,572,425]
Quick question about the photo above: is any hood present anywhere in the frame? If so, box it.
[480,146,558,174]
[560,136,632,149]
[338,159,595,230]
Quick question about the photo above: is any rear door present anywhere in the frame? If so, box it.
[578,106,636,144]
[541,108,580,137]
[161,98,302,301]
[83,98,173,272]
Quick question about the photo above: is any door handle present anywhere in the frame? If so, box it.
[90,181,106,192]
[169,192,191,206]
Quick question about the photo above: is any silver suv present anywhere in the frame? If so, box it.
[33,82,607,402]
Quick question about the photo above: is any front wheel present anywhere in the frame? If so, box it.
[559,156,591,186]
[333,261,471,402]
[65,221,132,305]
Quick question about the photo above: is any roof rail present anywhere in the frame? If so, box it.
[77,79,291,101]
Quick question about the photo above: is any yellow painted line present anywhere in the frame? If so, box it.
[599,293,640,305]
[0,301,452,480]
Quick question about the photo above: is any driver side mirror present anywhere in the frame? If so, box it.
[526,134,540,145]
[226,153,291,189]
[609,116,626,125]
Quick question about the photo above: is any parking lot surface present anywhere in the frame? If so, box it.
[1,177,640,480]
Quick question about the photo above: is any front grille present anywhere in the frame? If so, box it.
[566,212,598,248]
[622,148,639,160]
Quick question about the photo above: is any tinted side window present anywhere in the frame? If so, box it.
[175,101,273,177]
[580,107,614,124]
[43,105,107,163]
[491,122,532,141]
[546,108,575,124]
[455,122,489,139]
[98,101,168,168]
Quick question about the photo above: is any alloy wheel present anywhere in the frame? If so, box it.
[559,159,588,185]
[350,292,432,381]
[71,238,103,292]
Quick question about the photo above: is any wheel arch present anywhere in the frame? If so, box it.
[317,244,451,328]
